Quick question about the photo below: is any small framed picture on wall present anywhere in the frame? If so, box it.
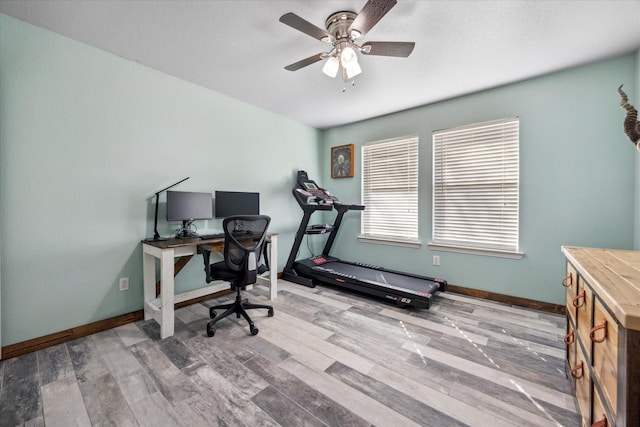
[331,144,354,178]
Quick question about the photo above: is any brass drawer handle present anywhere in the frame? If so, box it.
[564,330,575,345]
[572,291,585,308]
[592,414,608,427]
[590,320,608,343]
[570,361,584,379]
[562,272,573,287]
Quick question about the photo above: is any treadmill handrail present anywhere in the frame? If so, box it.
[333,201,364,211]
[321,202,364,256]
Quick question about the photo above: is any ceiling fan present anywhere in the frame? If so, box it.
[279,0,415,86]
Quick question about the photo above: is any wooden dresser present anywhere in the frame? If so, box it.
[561,246,640,427]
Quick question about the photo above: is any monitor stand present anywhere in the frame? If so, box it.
[176,220,198,239]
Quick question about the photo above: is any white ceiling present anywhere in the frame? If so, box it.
[2,0,640,129]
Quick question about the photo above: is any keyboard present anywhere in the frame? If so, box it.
[199,231,256,240]
[199,233,225,240]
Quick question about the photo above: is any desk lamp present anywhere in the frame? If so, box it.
[145,177,189,242]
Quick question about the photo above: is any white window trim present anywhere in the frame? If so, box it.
[360,135,420,246]
[427,242,524,259]
[431,118,522,259]
[358,235,422,248]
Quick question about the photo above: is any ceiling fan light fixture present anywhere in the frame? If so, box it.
[340,45,358,67]
[322,56,340,78]
[345,61,362,80]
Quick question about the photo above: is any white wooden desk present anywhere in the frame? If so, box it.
[142,233,278,339]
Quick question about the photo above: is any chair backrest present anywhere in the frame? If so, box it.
[222,215,271,285]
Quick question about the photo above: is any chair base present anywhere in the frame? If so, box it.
[206,286,274,337]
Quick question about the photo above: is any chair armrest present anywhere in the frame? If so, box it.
[261,238,271,271]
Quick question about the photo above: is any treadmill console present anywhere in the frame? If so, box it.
[294,171,338,206]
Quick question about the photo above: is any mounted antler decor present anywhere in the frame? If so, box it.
[617,85,640,151]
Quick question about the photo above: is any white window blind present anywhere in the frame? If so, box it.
[432,118,519,254]
[361,136,419,242]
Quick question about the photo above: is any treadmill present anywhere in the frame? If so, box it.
[282,171,446,309]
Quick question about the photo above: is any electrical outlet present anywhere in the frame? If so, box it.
[119,277,129,291]
[433,255,440,266]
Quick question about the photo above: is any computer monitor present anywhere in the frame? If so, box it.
[215,191,260,218]
[166,191,213,232]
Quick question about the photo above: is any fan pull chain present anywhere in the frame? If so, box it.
[341,79,356,93]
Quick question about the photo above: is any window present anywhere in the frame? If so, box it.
[431,118,522,258]
[360,135,419,245]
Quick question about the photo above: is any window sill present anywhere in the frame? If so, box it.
[358,236,421,249]
[428,243,524,259]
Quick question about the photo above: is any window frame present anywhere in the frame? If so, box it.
[359,135,420,248]
[429,118,523,259]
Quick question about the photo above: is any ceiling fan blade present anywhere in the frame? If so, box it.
[361,41,415,57]
[284,53,326,71]
[279,13,331,41]
[348,0,398,37]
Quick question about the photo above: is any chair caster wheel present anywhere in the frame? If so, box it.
[209,307,216,318]
[250,326,259,335]
[207,325,216,337]
[268,308,274,317]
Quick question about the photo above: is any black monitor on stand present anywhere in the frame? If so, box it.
[214,190,260,232]
[145,177,189,242]
[214,191,260,218]
[166,191,213,238]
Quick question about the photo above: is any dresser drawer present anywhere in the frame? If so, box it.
[573,341,590,427]
[564,263,578,324]
[575,276,593,345]
[565,319,577,385]
[592,298,618,415]
[592,384,610,427]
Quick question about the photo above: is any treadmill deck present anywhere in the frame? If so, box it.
[292,256,445,309]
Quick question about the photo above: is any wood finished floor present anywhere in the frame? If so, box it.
[0,280,579,427]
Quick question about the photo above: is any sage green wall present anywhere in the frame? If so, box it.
[321,54,638,305]
[1,13,638,348]
[0,15,320,346]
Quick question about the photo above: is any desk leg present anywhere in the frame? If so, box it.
[160,249,175,339]
[143,250,156,321]
[269,234,278,300]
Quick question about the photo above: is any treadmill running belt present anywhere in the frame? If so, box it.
[313,261,439,295]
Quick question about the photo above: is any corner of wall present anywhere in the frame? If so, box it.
[635,49,640,250]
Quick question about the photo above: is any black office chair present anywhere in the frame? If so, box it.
[200,215,274,337]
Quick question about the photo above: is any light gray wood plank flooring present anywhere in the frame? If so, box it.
[0,280,579,426]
